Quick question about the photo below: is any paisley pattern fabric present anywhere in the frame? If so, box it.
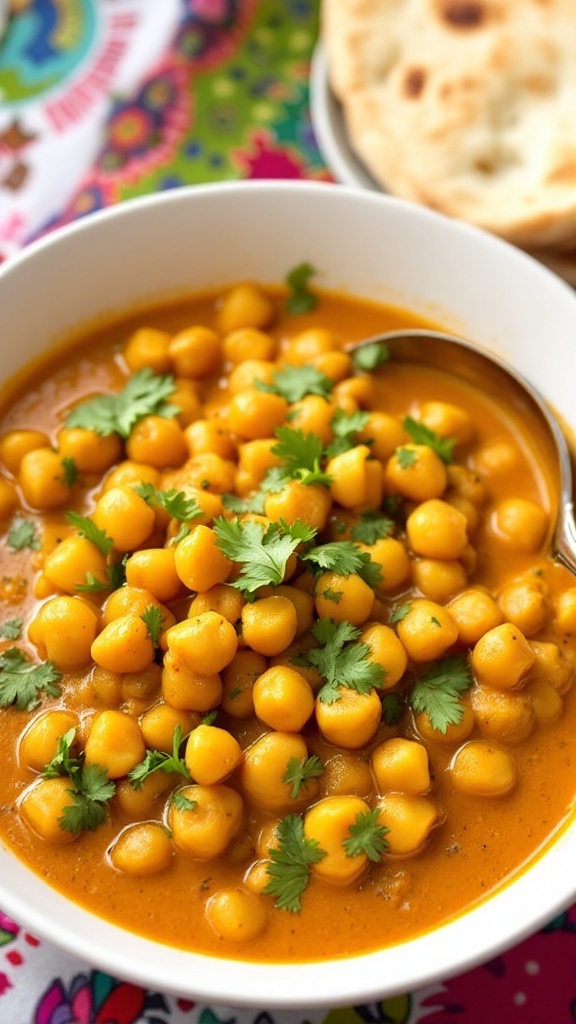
[1,1,576,1020]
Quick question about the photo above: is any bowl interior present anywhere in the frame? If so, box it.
[1,180,576,1008]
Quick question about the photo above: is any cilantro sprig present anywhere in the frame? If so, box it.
[257,365,333,403]
[343,808,389,862]
[128,725,190,790]
[213,516,316,596]
[352,342,390,372]
[409,654,473,732]
[65,512,114,556]
[0,618,23,640]
[0,648,61,711]
[325,409,370,458]
[295,618,385,705]
[302,540,382,588]
[283,755,325,800]
[263,813,326,913]
[263,426,332,492]
[350,510,394,545]
[285,262,318,315]
[403,416,456,464]
[141,605,163,646]
[42,728,115,834]
[7,518,40,552]
[65,368,179,438]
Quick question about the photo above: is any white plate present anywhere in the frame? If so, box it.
[310,43,381,191]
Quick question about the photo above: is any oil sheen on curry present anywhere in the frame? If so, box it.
[0,272,575,963]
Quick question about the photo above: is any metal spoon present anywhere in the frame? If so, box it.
[349,328,576,575]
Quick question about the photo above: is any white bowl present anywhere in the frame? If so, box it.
[1,181,576,1009]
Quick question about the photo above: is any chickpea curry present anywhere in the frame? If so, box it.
[1,268,576,962]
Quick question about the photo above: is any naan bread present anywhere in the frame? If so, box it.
[323,0,576,250]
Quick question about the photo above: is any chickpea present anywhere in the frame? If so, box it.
[312,350,352,383]
[166,612,238,675]
[304,795,372,885]
[115,771,175,818]
[362,537,411,594]
[376,793,438,855]
[168,783,244,859]
[206,887,267,943]
[490,498,549,553]
[168,326,222,379]
[406,499,468,560]
[216,283,275,334]
[412,558,468,603]
[84,710,146,778]
[385,444,447,501]
[162,651,222,712]
[418,401,474,447]
[19,710,79,772]
[252,665,315,732]
[243,859,272,896]
[140,703,200,753]
[284,327,340,365]
[19,447,72,510]
[473,440,520,478]
[228,359,276,394]
[526,678,564,725]
[332,375,376,410]
[471,623,535,690]
[101,459,160,494]
[123,326,172,373]
[110,823,173,876]
[221,649,266,718]
[189,583,244,625]
[446,464,487,506]
[372,738,430,795]
[20,777,78,844]
[396,599,458,662]
[471,685,535,744]
[497,579,548,637]
[222,327,276,365]
[91,614,155,674]
[241,596,298,657]
[447,589,503,646]
[94,486,155,552]
[174,525,232,593]
[29,595,99,671]
[357,412,407,463]
[241,732,318,811]
[315,686,382,749]
[359,622,407,688]
[57,427,122,475]
[228,389,288,440]
[124,547,181,604]
[264,480,332,532]
[528,640,572,694]
[315,572,375,626]
[43,535,109,595]
[126,415,188,469]
[185,723,243,785]
[555,587,576,633]
[0,429,50,475]
[414,703,475,745]
[320,753,373,798]
[326,445,383,510]
[257,584,314,638]
[289,396,335,446]
[184,419,236,461]
[450,740,517,796]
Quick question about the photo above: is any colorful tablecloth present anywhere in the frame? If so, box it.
[1,2,576,1021]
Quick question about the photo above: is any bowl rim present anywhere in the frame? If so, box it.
[1,179,576,1009]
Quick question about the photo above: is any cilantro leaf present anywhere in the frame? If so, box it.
[65,512,114,556]
[42,727,79,779]
[58,763,116,835]
[396,446,417,469]
[65,368,179,438]
[213,516,316,596]
[285,262,318,315]
[257,365,333,403]
[171,791,198,812]
[0,618,23,640]
[409,655,473,733]
[7,518,40,552]
[325,409,370,458]
[221,491,266,515]
[403,416,456,464]
[61,456,78,488]
[297,618,384,704]
[390,602,411,624]
[128,725,190,790]
[302,539,382,587]
[343,808,389,862]
[135,484,203,525]
[381,692,404,726]
[0,648,61,711]
[350,511,394,546]
[267,426,332,489]
[263,813,326,912]
[352,342,390,372]
[283,755,325,800]
[141,605,163,646]
[75,572,110,593]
